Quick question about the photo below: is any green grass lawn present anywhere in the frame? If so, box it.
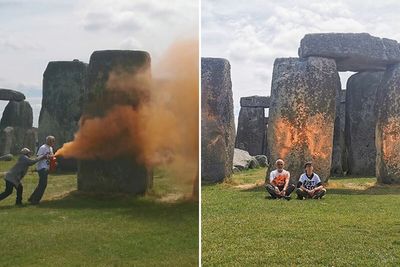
[0,158,198,266]
[202,168,400,266]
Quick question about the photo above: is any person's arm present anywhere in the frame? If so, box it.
[283,172,290,192]
[23,155,47,166]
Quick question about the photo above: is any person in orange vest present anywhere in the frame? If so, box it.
[265,159,295,200]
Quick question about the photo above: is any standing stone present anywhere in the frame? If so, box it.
[201,57,235,183]
[331,89,345,176]
[299,33,400,71]
[0,127,14,155]
[38,60,88,171]
[236,96,269,156]
[345,71,383,176]
[375,64,400,184]
[78,50,152,194]
[0,101,34,154]
[267,57,339,183]
[38,60,87,147]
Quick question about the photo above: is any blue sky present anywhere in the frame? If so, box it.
[201,0,400,125]
[0,0,198,126]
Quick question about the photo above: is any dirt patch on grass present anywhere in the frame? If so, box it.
[327,181,376,190]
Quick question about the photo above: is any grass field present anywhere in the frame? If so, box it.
[0,158,198,266]
[202,168,400,266]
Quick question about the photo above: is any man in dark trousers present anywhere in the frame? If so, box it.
[0,148,47,205]
[296,162,327,199]
[265,159,296,200]
[29,135,55,205]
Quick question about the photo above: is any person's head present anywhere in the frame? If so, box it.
[275,159,285,171]
[304,162,313,174]
[46,136,55,147]
[20,147,32,156]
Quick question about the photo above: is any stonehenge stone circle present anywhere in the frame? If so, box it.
[0,88,25,101]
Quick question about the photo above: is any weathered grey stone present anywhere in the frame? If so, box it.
[201,57,235,183]
[78,50,152,194]
[0,88,25,101]
[0,101,32,129]
[255,155,268,167]
[38,60,87,148]
[0,127,13,155]
[233,148,258,170]
[299,33,400,71]
[240,96,270,108]
[0,154,13,161]
[331,89,346,177]
[235,105,265,156]
[345,71,383,176]
[375,63,400,184]
[267,57,339,183]
[0,101,35,154]
[23,128,37,154]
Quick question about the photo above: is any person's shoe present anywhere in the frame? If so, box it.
[15,202,23,206]
[28,199,39,205]
[284,196,291,201]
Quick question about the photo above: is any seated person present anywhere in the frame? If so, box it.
[296,162,326,199]
[265,159,295,200]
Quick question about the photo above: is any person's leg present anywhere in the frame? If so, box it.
[296,188,309,199]
[265,184,278,199]
[0,180,14,201]
[285,184,296,196]
[15,184,23,205]
[29,169,48,203]
[313,188,326,199]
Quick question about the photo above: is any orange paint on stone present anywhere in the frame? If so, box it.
[381,118,400,169]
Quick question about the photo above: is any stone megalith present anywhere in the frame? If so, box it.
[375,63,400,184]
[345,71,383,176]
[331,89,346,176]
[235,96,269,156]
[38,60,87,171]
[267,57,339,183]
[0,127,13,155]
[299,33,400,72]
[78,50,152,194]
[201,57,235,183]
[0,101,34,154]
[0,88,25,101]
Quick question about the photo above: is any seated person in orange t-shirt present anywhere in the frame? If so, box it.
[265,159,295,200]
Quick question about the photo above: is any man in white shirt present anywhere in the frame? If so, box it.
[265,159,295,200]
[28,136,55,204]
[296,162,326,199]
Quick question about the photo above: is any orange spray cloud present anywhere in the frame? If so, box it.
[56,40,199,198]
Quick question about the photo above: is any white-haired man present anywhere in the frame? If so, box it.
[265,159,295,200]
[0,148,47,205]
[28,136,55,205]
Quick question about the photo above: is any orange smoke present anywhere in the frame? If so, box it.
[56,40,199,197]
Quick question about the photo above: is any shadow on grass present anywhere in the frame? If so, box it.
[237,184,400,195]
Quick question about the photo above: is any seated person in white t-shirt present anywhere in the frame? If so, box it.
[265,159,295,200]
[296,162,326,199]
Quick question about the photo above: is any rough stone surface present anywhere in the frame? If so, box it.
[267,57,339,183]
[0,101,32,129]
[0,88,25,101]
[240,96,270,108]
[233,148,259,170]
[0,101,35,154]
[0,154,13,161]
[0,127,13,155]
[299,33,400,71]
[255,155,268,167]
[340,91,348,173]
[78,50,152,194]
[345,71,383,176]
[331,90,346,176]
[38,60,87,148]
[375,63,400,184]
[235,105,266,156]
[201,57,235,183]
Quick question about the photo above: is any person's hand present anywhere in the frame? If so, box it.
[309,189,315,196]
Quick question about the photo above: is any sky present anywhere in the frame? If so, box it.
[201,0,400,125]
[0,0,198,126]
